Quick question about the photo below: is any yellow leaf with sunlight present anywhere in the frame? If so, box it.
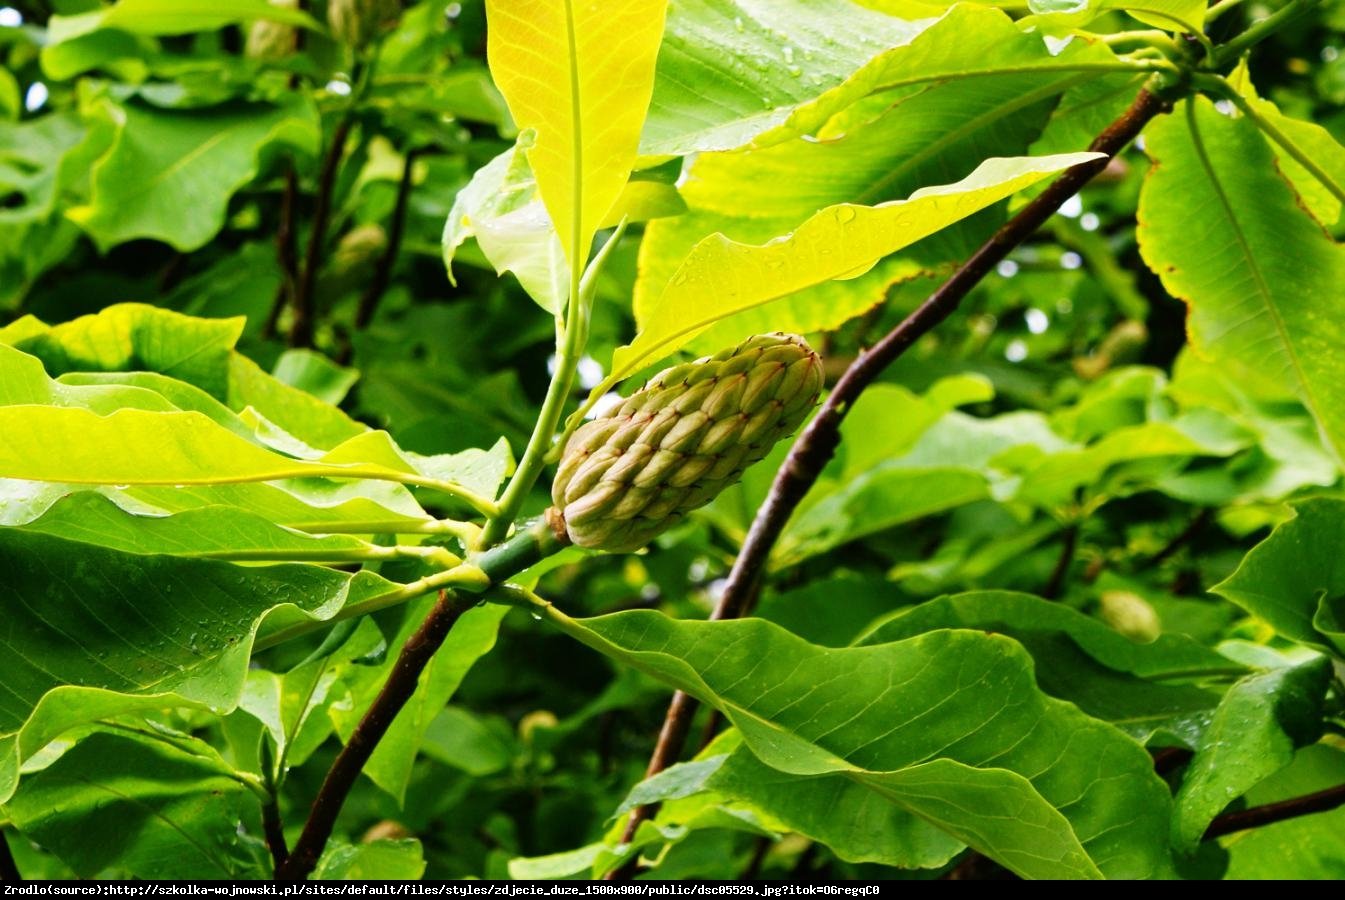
[485,0,669,272]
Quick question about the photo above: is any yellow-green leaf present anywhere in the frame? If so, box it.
[485,0,669,270]
[597,152,1100,397]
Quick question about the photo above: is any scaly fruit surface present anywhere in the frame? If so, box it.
[551,334,823,552]
[329,0,401,48]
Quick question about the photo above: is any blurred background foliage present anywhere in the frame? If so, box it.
[2,0,1344,880]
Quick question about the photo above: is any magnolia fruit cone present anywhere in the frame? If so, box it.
[245,0,300,60]
[329,0,401,49]
[550,334,823,553]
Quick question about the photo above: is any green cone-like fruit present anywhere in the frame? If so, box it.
[551,334,823,552]
[245,0,299,61]
[329,0,400,49]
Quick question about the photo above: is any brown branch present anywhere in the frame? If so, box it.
[353,148,419,333]
[264,167,302,339]
[610,86,1170,873]
[263,10,308,340]
[1142,507,1211,569]
[262,793,289,875]
[1203,782,1345,840]
[0,830,20,882]
[277,590,467,880]
[289,116,355,349]
[1043,524,1079,600]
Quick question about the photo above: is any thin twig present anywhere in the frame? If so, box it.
[742,835,772,880]
[1150,746,1193,777]
[277,591,467,880]
[262,793,289,875]
[290,116,355,349]
[257,738,289,873]
[265,167,302,339]
[352,148,419,334]
[1204,782,1345,840]
[1043,524,1079,600]
[1142,508,1211,570]
[611,86,1170,868]
[264,9,308,340]
[0,830,20,882]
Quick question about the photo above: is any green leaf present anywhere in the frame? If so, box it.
[777,468,989,566]
[860,591,1234,743]
[1137,97,1345,469]
[636,53,1086,351]
[47,0,320,42]
[240,619,384,769]
[862,591,1235,678]
[707,749,966,870]
[1166,350,1339,503]
[6,304,367,449]
[485,0,668,268]
[774,5,1140,146]
[1015,416,1251,507]
[443,137,567,313]
[5,303,243,399]
[67,95,319,251]
[1220,744,1345,879]
[1027,0,1206,34]
[3,729,258,878]
[445,138,683,312]
[553,609,1173,878]
[0,528,403,805]
[421,706,518,777]
[1214,498,1345,656]
[1225,64,1345,228]
[0,404,498,517]
[14,491,400,561]
[313,839,426,880]
[598,152,1101,398]
[640,0,927,155]
[330,602,508,803]
[755,574,909,647]
[271,349,359,407]
[1172,656,1331,850]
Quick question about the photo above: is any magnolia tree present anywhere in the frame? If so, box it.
[0,0,1344,882]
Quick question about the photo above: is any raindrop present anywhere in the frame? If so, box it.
[24,82,47,112]
[733,16,744,32]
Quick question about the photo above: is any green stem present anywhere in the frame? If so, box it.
[1100,30,1182,55]
[1199,74,1345,208]
[187,544,460,567]
[1206,0,1250,22]
[253,519,565,651]
[111,471,499,518]
[1213,0,1320,68]
[480,224,626,546]
[290,519,480,543]
[481,286,585,548]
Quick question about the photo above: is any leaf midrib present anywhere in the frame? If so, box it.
[1182,100,1327,449]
